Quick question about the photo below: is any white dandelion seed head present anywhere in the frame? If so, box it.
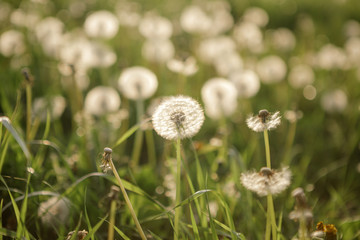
[118,66,158,100]
[166,56,198,76]
[152,95,205,140]
[288,64,315,89]
[343,20,360,38]
[315,44,348,70]
[38,196,71,227]
[84,10,119,39]
[33,95,66,122]
[0,30,26,57]
[246,110,281,132]
[269,28,296,52]
[142,39,175,64]
[257,55,287,84]
[242,7,269,27]
[180,5,212,35]
[345,37,360,67]
[201,78,238,120]
[139,13,173,40]
[84,86,121,116]
[35,17,64,42]
[240,167,291,197]
[229,69,260,98]
[197,36,237,64]
[213,51,243,77]
[233,21,264,54]
[115,1,141,28]
[321,89,348,113]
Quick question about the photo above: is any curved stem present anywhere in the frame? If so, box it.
[109,158,147,240]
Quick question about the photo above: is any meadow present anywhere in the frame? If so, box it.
[0,0,360,239]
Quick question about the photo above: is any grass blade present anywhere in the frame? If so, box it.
[0,116,31,162]
[113,225,131,240]
[82,215,108,240]
[189,204,200,240]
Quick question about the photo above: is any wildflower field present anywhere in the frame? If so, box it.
[1,0,360,239]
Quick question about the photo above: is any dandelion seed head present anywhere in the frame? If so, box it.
[269,28,296,52]
[0,30,26,57]
[321,89,348,113]
[84,10,119,39]
[233,21,264,54]
[242,7,269,27]
[167,56,198,76]
[152,95,204,140]
[240,167,291,197]
[315,44,348,70]
[118,66,158,100]
[246,110,281,132]
[229,69,260,98]
[213,51,243,77]
[142,39,175,63]
[38,196,70,227]
[84,86,121,116]
[288,64,315,89]
[33,95,66,122]
[201,78,238,120]
[139,13,173,39]
[257,55,287,84]
[197,36,236,64]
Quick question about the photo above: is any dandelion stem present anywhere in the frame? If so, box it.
[109,157,147,240]
[264,128,277,239]
[25,84,32,149]
[174,137,182,240]
[267,194,277,240]
[107,199,116,240]
[264,129,271,168]
[265,206,271,240]
[131,99,144,168]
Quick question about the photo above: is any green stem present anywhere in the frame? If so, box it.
[265,205,271,240]
[131,99,144,169]
[145,130,157,168]
[25,85,32,149]
[109,158,147,240]
[107,199,116,240]
[174,138,182,240]
[264,129,271,168]
[267,194,277,240]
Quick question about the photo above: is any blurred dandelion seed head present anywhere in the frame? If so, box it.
[152,95,204,140]
[229,69,260,98]
[167,56,198,76]
[84,86,121,116]
[142,39,175,63]
[240,167,291,197]
[0,30,26,57]
[321,89,348,113]
[201,78,238,119]
[118,66,158,100]
[38,196,70,227]
[84,10,119,39]
[198,36,236,64]
[288,64,315,89]
[139,13,173,39]
[246,110,281,132]
[33,95,66,122]
[257,55,287,83]
[242,7,269,27]
[233,21,264,53]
